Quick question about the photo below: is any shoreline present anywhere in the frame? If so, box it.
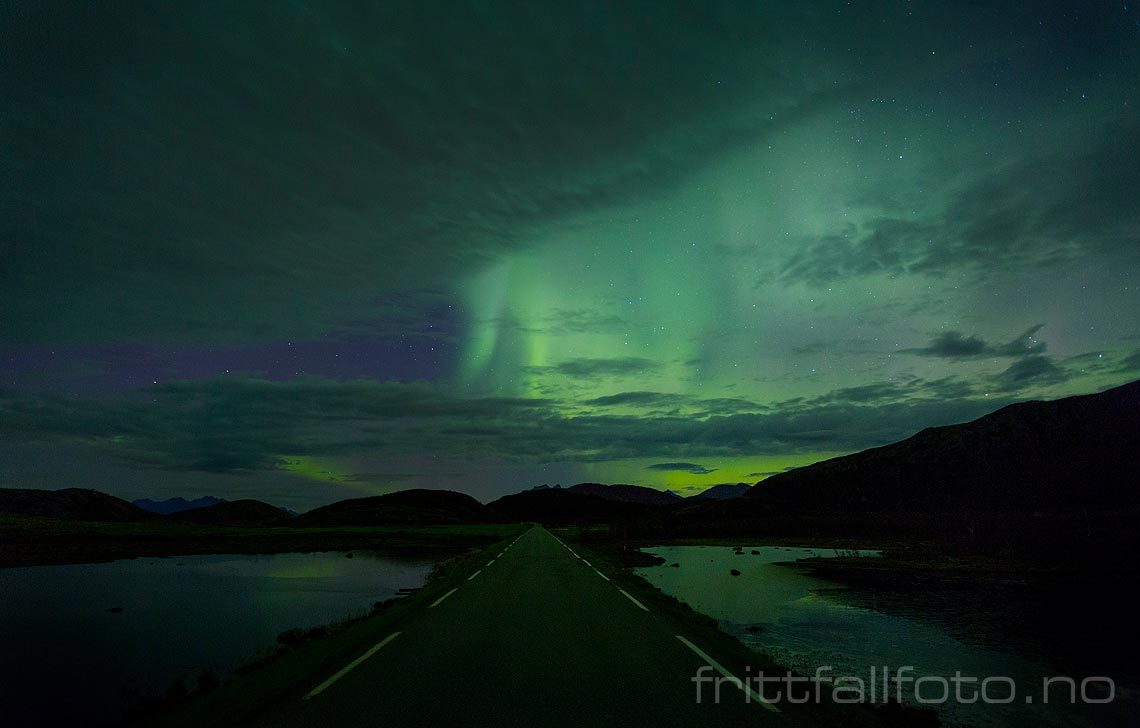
[0,517,523,568]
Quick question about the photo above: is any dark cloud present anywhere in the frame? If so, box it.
[541,310,629,335]
[747,466,799,477]
[804,382,908,405]
[789,376,979,409]
[583,391,764,416]
[529,358,660,379]
[992,355,1070,392]
[0,375,1023,473]
[1119,348,1140,373]
[2,1,902,343]
[780,124,1140,286]
[902,325,1046,359]
[586,392,686,408]
[9,2,1112,343]
[647,462,717,475]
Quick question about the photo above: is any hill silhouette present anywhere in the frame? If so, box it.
[567,483,682,505]
[650,380,1140,556]
[296,489,500,526]
[133,496,225,515]
[169,499,294,527]
[747,379,1140,513]
[688,483,750,500]
[0,488,155,522]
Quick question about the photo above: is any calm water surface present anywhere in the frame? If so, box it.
[0,551,436,726]
[637,545,1136,727]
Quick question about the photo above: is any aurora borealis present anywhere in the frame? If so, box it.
[3,2,1139,508]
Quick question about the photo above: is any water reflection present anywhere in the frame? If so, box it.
[0,551,436,726]
[636,545,1135,727]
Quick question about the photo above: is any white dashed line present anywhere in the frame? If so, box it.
[304,632,401,699]
[617,588,648,611]
[594,569,610,582]
[487,560,495,566]
[467,569,482,581]
[675,635,780,712]
[429,588,459,608]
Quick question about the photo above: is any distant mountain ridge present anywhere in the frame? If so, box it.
[488,482,684,525]
[170,499,294,527]
[133,496,225,515]
[488,488,650,525]
[0,488,154,522]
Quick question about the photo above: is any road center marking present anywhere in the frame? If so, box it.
[304,632,401,699]
[487,559,495,566]
[467,569,482,581]
[617,588,649,611]
[429,588,458,608]
[675,635,780,712]
[594,569,610,581]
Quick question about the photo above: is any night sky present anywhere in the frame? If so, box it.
[3,2,1139,509]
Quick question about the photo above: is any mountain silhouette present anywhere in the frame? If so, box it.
[133,496,225,515]
[688,483,750,500]
[746,379,1140,513]
[642,380,1140,556]
[296,489,501,526]
[169,499,294,527]
[567,483,682,505]
[0,488,155,522]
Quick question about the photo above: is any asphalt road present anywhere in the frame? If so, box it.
[262,525,785,727]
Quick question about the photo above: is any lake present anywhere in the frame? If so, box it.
[0,551,437,726]
[636,545,1136,727]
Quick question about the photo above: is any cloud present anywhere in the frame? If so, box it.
[647,462,717,475]
[0,374,1029,474]
[2,2,894,343]
[583,391,763,416]
[747,466,799,477]
[902,325,1046,359]
[788,376,979,409]
[540,309,629,335]
[779,123,1140,286]
[992,355,1070,392]
[804,382,908,405]
[586,392,686,408]
[907,332,988,358]
[1119,348,1140,373]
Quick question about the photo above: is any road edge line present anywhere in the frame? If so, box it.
[617,588,649,611]
[675,635,780,713]
[429,587,459,608]
[303,632,401,699]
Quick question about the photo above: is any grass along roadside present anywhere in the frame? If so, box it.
[134,525,526,728]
